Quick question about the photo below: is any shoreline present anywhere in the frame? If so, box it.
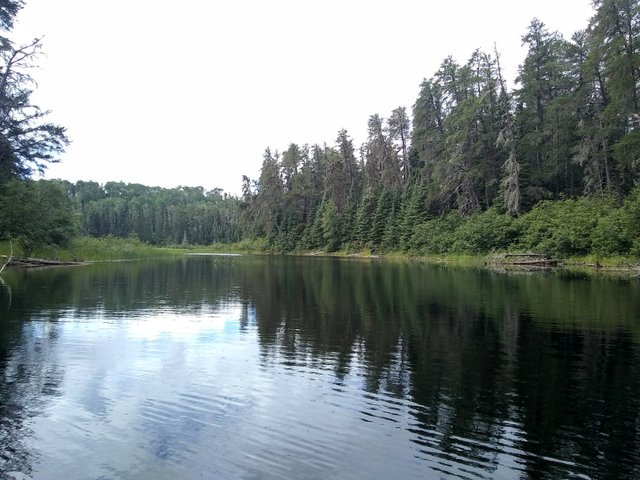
[184,245,640,277]
[3,242,639,278]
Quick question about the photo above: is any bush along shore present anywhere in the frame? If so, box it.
[2,186,640,276]
[1,237,639,280]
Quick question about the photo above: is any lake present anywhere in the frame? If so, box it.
[0,255,639,479]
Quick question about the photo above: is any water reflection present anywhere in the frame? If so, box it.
[0,256,639,479]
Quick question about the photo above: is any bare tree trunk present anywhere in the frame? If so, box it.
[0,240,13,275]
[495,44,521,216]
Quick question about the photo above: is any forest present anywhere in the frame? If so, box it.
[1,0,639,259]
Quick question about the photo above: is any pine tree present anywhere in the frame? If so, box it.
[412,78,445,180]
[321,198,340,252]
[370,187,394,247]
[399,181,428,250]
[388,107,411,183]
[495,46,521,216]
[354,188,377,248]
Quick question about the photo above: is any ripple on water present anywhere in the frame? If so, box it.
[2,256,640,480]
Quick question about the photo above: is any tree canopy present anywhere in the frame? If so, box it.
[3,0,640,259]
[0,0,70,254]
[237,0,640,255]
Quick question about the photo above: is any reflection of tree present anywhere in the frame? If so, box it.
[1,257,639,478]
[0,322,65,477]
[0,257,246,322]
[238,258,640,479]
[512,323,640,479]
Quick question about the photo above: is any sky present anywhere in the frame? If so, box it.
[11,0,595,196]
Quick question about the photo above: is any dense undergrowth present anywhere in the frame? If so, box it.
[1,192,638,269]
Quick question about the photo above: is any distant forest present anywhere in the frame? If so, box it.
[1,0,640,258]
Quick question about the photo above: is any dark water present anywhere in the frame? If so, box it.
[0,256,639,480]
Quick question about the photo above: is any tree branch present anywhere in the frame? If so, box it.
[0,240,13,274]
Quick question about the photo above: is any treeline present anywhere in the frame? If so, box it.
[1,179,242,255]
[2,0,640,260]
[64,181,242,245]
[239,1,640,256]
[0,0,70,257]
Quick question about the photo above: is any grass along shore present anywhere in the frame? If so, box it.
[1,237,639,276]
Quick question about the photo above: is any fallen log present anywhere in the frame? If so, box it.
[487,253,559,268]
[0,255,86,268]
[506,259,558,267]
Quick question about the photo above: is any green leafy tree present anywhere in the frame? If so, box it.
[0,0,22,55]
[412,78,445,180]
[515,19,576,203]
[320,198,340,252]
[435,51,501,214]
[371,187,394,247]
[399,181,429,250]
[255,148,284,241]
[354,188,378,248]
[364,114,399,188]
[0,36,68,180]
[588,0,640,192]
[388,107,411,183]
[336,129,360,197]
[0,179,77,256]
[495,47,521,216]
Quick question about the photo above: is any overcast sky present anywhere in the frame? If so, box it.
[12,0,594,195]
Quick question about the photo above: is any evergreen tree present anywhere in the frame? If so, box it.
[0,179,77,256]
[399,181,428,250]
[515,19,575,203]
[336,129,360,196]
[320,198,340,252]
[388,107,411,183]
[412,78,445,180]
[588,0,640,192]
[364,114,399,188]
[495,47,522,216]
[371,187,394,247]
[354,188,378,248]
[256,148,284,240]
[0,36,68,181]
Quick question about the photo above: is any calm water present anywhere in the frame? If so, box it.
[0,255,639,480]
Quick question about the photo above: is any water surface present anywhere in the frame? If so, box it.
[0,256,639,479]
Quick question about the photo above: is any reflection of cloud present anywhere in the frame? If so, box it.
[13,302,258,478]
[126,304,242,341]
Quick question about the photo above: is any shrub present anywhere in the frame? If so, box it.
[516,197,607,257]
[450,208,519,253]
[411,212,464,253]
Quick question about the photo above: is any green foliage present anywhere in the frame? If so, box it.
[5,0,639,261]
[516,198,607,256]
[590,207,632,256]
[614,130,640,175]
[411,213,464,254]
[381,191,402,251]
[399,182,428,250]
[0,37,68,181]
[403,196,639,258]
[410,209,515,255]
[370,188,394,248]
[73,182,242,245]
[320,199,341,252]
[0,179,77,256]
[49,235,173,261]
[200,237,269,254]
[354,188,377,248]
[622,186,640,255]
[450,208,518,253]
[236,2,639,258]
